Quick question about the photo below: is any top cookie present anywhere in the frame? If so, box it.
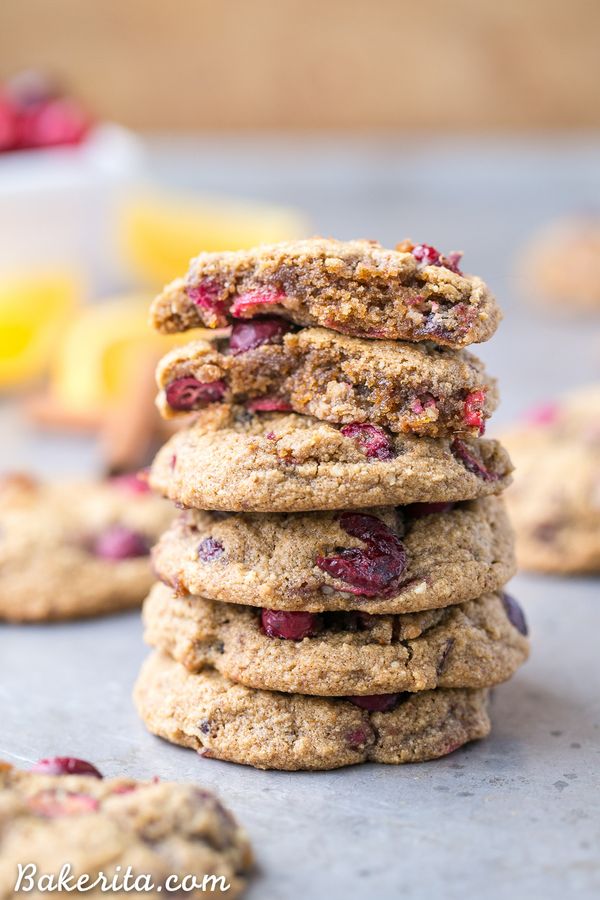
[0,760,252,897]
[149,405,513,512]
[150,238,501,349]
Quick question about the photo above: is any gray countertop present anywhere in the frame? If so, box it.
[1,135,600,899]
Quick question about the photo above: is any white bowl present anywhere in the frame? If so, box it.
[0,124,146,293]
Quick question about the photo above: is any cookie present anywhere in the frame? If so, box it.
[143,583,528,696]
[156,326,498,438]
[134,652,491,770]
[149,405,513,512]
[503,386,600,573]
[0,760,251,897]
[150,238,500,349]
[0,472,172,621]
[519,217,600,311]
[152,497,515,614]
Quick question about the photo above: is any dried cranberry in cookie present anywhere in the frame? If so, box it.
[246,397,293,412]
[27,790,100,817]
[501,593,529,636]
[340,423,395,460]
[316,513,406,596]
[229,316,292,354]
[261,609,322,640]
[347,694,403,712]
[451,438,501,481]
[92,525,149,560]
[231,287,287,318]
[31,757,103,778]
[406,501,455,519]
[198,537,224,562]
[165,377,226,411]
[463,390,487,434]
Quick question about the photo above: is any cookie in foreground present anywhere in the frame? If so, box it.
[0,759,252,897]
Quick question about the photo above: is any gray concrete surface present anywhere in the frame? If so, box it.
[1,135,599,898]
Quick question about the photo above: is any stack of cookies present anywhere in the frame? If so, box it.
[134,238,529,771]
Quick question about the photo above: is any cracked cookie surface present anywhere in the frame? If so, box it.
[149,406,513,512]
[156,326,498,438]
[150,238,500,349]
[0,761,252,898]
[143,584,528,696]
[134,651,491,770]
[0,473,172,621]
[152,497,515,614]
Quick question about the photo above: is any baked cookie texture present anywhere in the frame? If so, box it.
[150,238,501,349]
[0,473,172,621]
[156,327,498,438]
[149,406,513,512]
[503,386,600,573]
[143,583,529,696]
[134,652,491,771]
[520,217,600,311]
[152,497,515,614]
[0,761,252,898]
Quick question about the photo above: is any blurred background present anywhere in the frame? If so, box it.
[1,0,600,474]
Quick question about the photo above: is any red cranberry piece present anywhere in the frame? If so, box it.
[451,439,499,482]
[31,757,103,778]
[93,525,149,560]
[412,244,441,267]
[316,513,407,597]
[165,377,226,412]
[21,98,89,148]
[347,693,402,712]
[443,251,464,275]
[410,395,437,416]
[524,402,560,426]
[110,471,151,494]
[261,609,322,640]
[464,390,486,434]
[247,397,293,412]
[231,287,286,318]
[340,423,395,460]
[229,316,291,354]
[411,244,464,275]
[27,790,99,817]
[0,95,19,151]
[111,784,138,795]
[187,279,225,318]
[198,537,224,562]
[501,593,528,636]
[406,501,455,519]
[346,727,370,749]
